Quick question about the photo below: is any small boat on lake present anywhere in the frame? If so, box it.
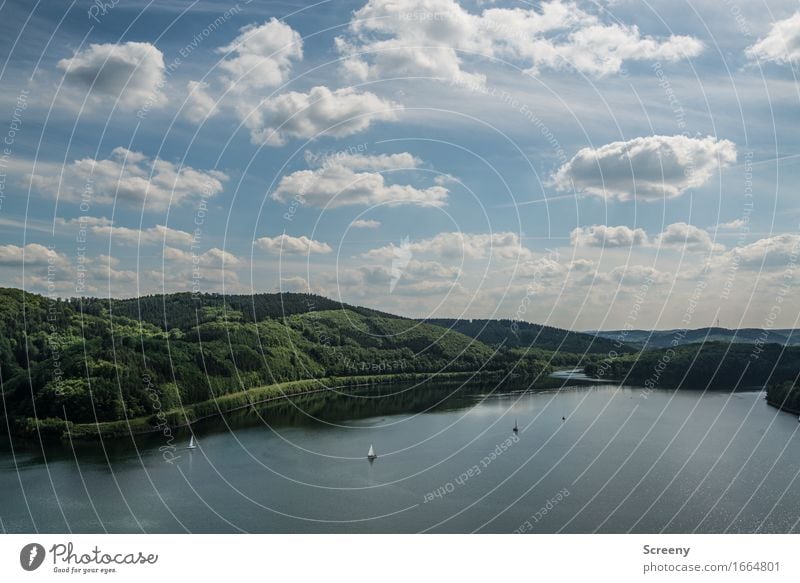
[513,420,518,433]
[367,444,377,461]
[188,435,197,449]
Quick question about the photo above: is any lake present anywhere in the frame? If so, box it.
[2,379,799,533]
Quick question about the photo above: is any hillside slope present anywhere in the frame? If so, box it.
[424,318,635,354]
[0,288,547,434]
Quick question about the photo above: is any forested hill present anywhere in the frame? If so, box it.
[0,288,553,437]
[584,342,800,390]
[592,327,800,349]
[423,318,634,354]
[79,292,397,331]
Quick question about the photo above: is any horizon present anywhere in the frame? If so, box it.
[7,285,800,336]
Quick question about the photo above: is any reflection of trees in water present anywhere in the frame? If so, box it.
[215,382,478,429]
[209,377,567,432]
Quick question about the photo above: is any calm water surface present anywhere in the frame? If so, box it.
[2,380,799,533]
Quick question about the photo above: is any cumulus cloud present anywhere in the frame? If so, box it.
[553,135,736,201]
[184,81,218,123]
[324,259,459,296]
[351,219,381,229]
[280,276,309,292]
[183,19,303,124]
[571,224,648,248]
[141,246,244,293]
[58,42,166,110]
[217,18,303,89]
[256,234,333,255]
[272,152,448,208]
[319,152,421,171]
[714,219,748,231]
[746,12,800,64]
[55,216,113,228]
[0,243,65,266]
[571,222,720,252]
[29,147,228,211]
[246,86,401,146]
[181,18,398,142]
[655,222,723,253]
[89,223,195,247]
[725,234,800,269]
[336,0,703,84]
[363,231,533,261]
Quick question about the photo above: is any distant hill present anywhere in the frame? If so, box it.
[585,341,800,391]
[81,292,396,331]
[592,327,800,349]
[423,318,635,354]
[0,288,550,436]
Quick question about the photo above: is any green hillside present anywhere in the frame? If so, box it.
[424,318,635,354]
[0,288,550,439]
[584,341,800,390]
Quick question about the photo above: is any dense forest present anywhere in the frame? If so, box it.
[7,286,800,441]
[584,342,800,395]
[0,288,578,439]
[424,318,634,354]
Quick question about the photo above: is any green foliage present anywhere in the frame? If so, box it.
[0,288,555,435]
[425,318,635,354]
[584,342,800,390]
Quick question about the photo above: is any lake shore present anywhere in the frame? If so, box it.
[27,370,513,442]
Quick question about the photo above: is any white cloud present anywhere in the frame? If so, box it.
[746,12,800,64]
[280,276,309,292]
[183,19,304,124]
[182,18,303,123]
[57,42,166,110]
[363,231,532,261]
[184,81,218,123]
[725,234,800,269]
[715,219,748,231]
[655,222,723,253]
[246,86,401,145]
[29,147,228,211]
[0,243,65,266]
[181,18,397,144]
[571,224,648,247]
[571,222,720,252]
[89,223,195,247]
[55,216,113,228]
[320,152,421,171]
[256,234,333,255]
[272,152,448,208]
[351,219,381,229]
[553,135,736,201]
[337,0,703,84]
[217,18,303,90]
[323,259,459,297]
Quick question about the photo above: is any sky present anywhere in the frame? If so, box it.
[0,0,798,330]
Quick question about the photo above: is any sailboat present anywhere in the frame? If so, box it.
[187,435,197,449]
[513,419,518,433]
[367,444,377,461]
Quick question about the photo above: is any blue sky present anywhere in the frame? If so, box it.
[0,0,799,329]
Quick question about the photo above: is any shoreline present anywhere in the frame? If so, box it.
[766,399,800,417]
[32,370,510,442]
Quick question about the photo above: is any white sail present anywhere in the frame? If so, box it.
[188,435,196,449]
[367,444,375,458]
